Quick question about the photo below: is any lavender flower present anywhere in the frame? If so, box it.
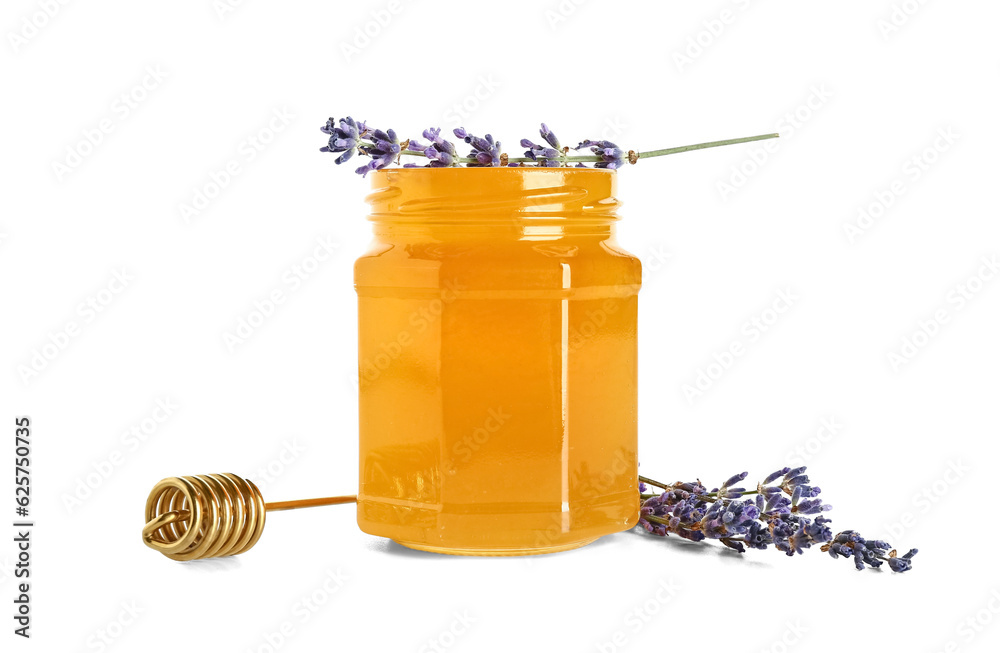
[540,123,561,150]
[744,521,772,550]
[454,127,501,167]
[355,128,400,176]
[888,548,919,573]
[762,467,791,485]
[414,128,459,167]
[637,467,917,573]
[575,139,627,169]
[319,116,368,165]
[519,124,567,166]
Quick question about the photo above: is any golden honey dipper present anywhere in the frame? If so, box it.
[142,473,356,561]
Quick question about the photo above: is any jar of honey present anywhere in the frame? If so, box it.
[355,166,641,555]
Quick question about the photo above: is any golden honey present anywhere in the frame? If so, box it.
[356,167,640,555]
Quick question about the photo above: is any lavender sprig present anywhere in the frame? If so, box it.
[638,467,918,573]
[320,117,780,175]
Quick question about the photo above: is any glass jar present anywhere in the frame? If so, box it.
[355,166,641,555]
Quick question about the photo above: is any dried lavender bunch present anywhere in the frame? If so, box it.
[319,118,779,175]
[638,467,918,573]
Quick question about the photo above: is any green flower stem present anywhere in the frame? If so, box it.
[632,132,779,160]
[640,471,764,504]
[638,474,671,490]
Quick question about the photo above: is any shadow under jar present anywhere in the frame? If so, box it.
[355,167,641,555]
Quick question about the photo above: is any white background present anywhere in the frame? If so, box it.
[2,0,999,651]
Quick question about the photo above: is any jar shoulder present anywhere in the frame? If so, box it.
[355,238,641,290]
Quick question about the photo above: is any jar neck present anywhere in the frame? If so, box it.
[366,167,620,240]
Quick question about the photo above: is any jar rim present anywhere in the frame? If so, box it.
[371,166,616,174]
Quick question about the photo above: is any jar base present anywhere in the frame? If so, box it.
[392,537,599,557]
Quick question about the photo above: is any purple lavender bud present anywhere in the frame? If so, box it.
[407,140,428,152]
[355,160,377,177]
[764,494,791,514]
[722,539,746,554]
[453,127,468,140]
[540,123,560,150]
[762,468,791,485]
[887,556,913,572]
[794,498,831,515]
[334,149,354,165]
[520,138,539,149]
[803,516,833,543]
[787,524,813,555]
[677,529,706,543]
[722,472,747,489]
[375,139,400,154]
[638,481,648,493]
[744,521,771,550]
[784,466,807,481]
